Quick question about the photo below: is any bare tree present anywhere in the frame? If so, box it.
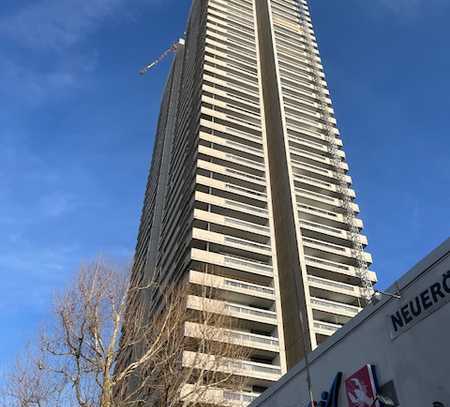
[2,261,250,407]
[0,347,64,407]
[116,281,250,406]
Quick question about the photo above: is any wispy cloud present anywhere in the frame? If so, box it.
[0,0,128,51]
[39,192,80,218]
[0,57,80,107]
[0,0,139,107]
[375,0,449,19]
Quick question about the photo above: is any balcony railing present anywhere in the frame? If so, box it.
[223,390,260,405]
[225,183,267,199]
[182,351,281,380]
[224,216,270,234]
[224,167,266,183]
[300,219,347,237]
[303,237,348,253]
[224,126,262,143]
[224,235,271,253]
[313,320,341,334]
[224,255,273,276]
[224,199,268,216]
[226,153,264,169]
[298,204,340,220]
[222,329,280,348]
[227,359,281,376]
[295,187,337,204]
[223,278,275,296]
[308,275,358,293]
[310,297,361,316]
[224,303,277,321]
[305,255,352,272]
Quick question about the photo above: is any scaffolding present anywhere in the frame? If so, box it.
[300,15,374,304]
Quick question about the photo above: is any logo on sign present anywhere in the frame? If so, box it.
[344,365,379,407]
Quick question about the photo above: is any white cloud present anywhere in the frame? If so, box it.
[39,192,79,218]
[0,57,80,106]
[0,0,127,51]
[0,0,136,106]
[375,0,448,18]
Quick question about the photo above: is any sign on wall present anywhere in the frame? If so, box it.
[344,365,379,407]
[389,270,450,339]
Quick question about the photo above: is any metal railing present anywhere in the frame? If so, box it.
[225,303,277,320]
[310,297,360,314]
[224,279,275,296]
[224,235,271,252]
[308,275,356,292]
[224,255,273,275]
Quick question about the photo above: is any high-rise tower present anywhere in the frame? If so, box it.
[123,0,377,403]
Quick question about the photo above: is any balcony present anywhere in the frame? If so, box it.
[298,203,363,230]
[189,271,275,309]
[180,384,260,406]
[184,322,279,353]
[196,175,267,204]
[300,219,368,246]
[193,228,271,257]
[308,275,363,298]
[194,209,270,238]
[291,160,350,184]
[295,187,359,213]
[200,130,264,158]
[310,296,361,318]
[223,390,260,406]
[182,351,282,382]
[224,254,272,275]
[284,104,339,130]
[293,173,355,198]
[191,249,273,285]
[186,295,278,326]
[199,144,264,172]
[305,255,377,284]
[200,117,262,144]
[313,320,341,337]
[307,274,365,306]
[195,191,268,220]
[302,236,372,265]
[288,146,348,171]
[198,160,266,187]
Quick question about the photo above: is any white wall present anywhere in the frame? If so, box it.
[251,238,450,407]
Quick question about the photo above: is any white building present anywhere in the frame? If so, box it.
[123,0,377,403]
[249,238,450,407]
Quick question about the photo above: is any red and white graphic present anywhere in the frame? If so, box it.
[345,365,379,407]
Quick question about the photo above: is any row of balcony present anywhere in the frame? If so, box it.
[187,281,363,331]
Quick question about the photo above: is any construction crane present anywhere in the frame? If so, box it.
[139,41,181,76]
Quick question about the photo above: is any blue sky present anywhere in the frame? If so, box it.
[0,0,449,366]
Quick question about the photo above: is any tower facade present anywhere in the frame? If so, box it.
[125,0,377,403]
